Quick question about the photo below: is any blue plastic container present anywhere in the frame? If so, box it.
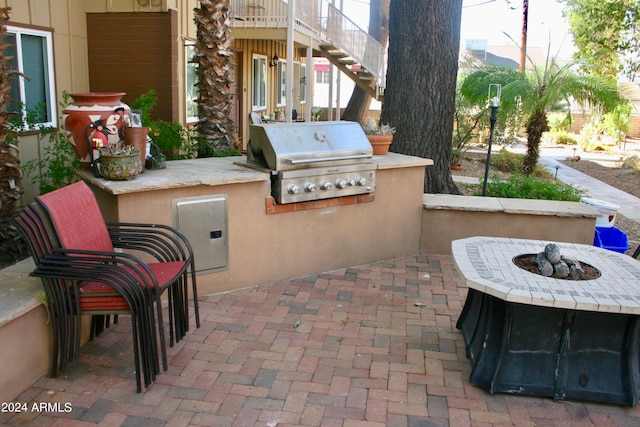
[593,226,629,254]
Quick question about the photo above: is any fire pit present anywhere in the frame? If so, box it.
[452,236,640,407]
[512,242,601,280]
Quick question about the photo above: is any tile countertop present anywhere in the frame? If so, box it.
[77,153,433,196]
[452,236,640,315]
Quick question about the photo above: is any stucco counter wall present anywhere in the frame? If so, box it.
[78,154,431,296]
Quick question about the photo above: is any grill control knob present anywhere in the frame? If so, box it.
[335,179,347,189]
[320,181,332,191]
[348,179,357,187]
[288,184,300,194]
[304,183,316,193]
[356,177,367,186]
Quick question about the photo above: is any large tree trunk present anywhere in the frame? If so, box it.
[380,0,463,194]
[522,110,548,175]
[341,0,389,123]
[194,0,235,152]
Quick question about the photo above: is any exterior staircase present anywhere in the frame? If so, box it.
[231,0,386,100]
[319,42,384,100]
[316,1,386,100]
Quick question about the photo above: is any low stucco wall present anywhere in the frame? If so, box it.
[421,194,600,255]
[0,259,51,404]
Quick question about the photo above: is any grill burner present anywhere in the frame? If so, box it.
[245,121,376,204]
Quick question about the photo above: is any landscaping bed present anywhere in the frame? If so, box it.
[455,150,640,254]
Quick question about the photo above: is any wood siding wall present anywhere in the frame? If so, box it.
[86,11,178,122]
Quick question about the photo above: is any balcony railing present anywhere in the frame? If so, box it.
[230,0,386,91]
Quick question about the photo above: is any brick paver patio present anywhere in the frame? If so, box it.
[3,254,640,426]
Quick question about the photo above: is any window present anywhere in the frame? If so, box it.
[316,70,330,84]
[276,60,286,106]
[4,25,56,128]
[185,43,198,123]
[252,55,267,110]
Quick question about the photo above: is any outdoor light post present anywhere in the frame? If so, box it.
[482,84,501,196]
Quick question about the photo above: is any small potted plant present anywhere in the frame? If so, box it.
[98,143,142,180]
[450,147,464,170]
[361,118,396,155]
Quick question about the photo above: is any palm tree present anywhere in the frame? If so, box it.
[193,0,235,152]
[0,7,27,266]
[460,59,621,175]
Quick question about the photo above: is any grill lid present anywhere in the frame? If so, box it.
[246,121,373,171]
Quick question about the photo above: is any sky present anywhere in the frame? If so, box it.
[340,0,576,59]
[461,0,575,59]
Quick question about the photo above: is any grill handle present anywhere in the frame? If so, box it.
[286,153,372,165]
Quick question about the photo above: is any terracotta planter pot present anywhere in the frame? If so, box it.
[367,134,393,155]
[63,93,130,170]
[123,127,149,172]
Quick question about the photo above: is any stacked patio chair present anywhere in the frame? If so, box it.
[14,181,199,392]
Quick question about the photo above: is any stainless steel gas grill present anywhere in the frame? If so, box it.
[245,121,376,204]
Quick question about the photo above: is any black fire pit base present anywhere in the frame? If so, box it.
[457,289,640,407]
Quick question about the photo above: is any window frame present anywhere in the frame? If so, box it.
[6,24,57,129]
[276,59,286,107]
[252,54,268,111]
[316,70,330,84]
[185,41,198,124]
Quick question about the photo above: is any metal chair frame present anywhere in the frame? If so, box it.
[15,202,159,391]
[15,181,200,391]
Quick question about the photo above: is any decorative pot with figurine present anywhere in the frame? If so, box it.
[62,92,130,170]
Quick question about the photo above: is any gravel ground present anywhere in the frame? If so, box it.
[456,150,640,256]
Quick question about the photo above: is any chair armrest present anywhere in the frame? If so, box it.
[106,222,194,264]
[38,248,161,291]
[31,254,155,307]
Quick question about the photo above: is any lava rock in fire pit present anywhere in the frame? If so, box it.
[544,243,562,264]
[536,252,554,276]
[536,243,574,278]
[563,256,585,279]
[513,247,599,280]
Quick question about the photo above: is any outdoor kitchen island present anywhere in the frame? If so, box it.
[453,236,640,407]
[76,152,431,297]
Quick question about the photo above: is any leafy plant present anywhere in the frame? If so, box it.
[20,94,80,194]
[547,130,579,146]
[128,89,157,126]
[22,126,81,194]
[361,118,396,135]
[599,102,632,146]
[99,143,140,156]
[476,173,585,201]
[490,149,549,177]
[148,119,197,160]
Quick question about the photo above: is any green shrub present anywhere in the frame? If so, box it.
[148,119,198,160]
[474,173,585,201]
[129,89,157,126]
[20,93,81,194]
[547,112,572,132]
[22,126,81,194]
[490,149,549,177]
[548,130,579,145]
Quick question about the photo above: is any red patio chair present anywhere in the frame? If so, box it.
[15,201,159,391]
[15,181,199,390]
